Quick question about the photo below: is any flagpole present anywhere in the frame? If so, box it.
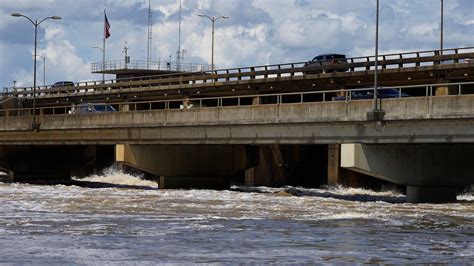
[102,9,106,83]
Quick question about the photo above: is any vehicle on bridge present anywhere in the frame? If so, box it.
[69,103,116,114]
[52,81,75,93]
[304,53,349,73]
[333,88,410,101]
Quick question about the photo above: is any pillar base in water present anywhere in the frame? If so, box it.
[159,176,230,190]
[406,186,457,204]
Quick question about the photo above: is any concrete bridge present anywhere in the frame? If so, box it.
[1,81,473,203]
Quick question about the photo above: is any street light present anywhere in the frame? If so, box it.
[366,0,385,124]
[92,46,105,82]
[373,0,380,111]
[440,0,444,55]
[198,14,229,72]
[11,12,61,131]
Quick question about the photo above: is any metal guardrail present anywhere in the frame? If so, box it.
[11,47,474,99]
[2,81,473,118]
[91,60,211,73]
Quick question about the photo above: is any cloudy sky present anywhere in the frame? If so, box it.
[1,0,472,88]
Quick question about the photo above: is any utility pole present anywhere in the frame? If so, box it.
[440,0,444,55]
[176,0,182,71]
[123,41,129,69]
[147,0,153,69]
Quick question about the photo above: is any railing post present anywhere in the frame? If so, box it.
[458,84,462,95]
[250,67,255,80]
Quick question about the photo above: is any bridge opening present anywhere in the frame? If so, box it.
[0,145,115,183]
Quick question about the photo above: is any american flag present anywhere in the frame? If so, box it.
[104,13,110,39]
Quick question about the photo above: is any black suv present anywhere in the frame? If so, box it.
[51,81,75,93]
[304,54,348,73]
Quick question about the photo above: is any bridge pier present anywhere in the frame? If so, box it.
[245,145,327,187]
[406,186,457,203]
[341,144,474,203]
[115,144,250,189]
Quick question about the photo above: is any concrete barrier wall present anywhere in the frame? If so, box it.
[1,95,473,131]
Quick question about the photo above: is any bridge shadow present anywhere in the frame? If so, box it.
[70,180,158,190]
[232,186,407,204]
[0,177,158,190]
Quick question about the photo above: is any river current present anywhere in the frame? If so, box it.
[0,168,472,264]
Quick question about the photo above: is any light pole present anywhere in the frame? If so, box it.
[367,0,384,124]
[92,46,105,82]
[198,14,229,72]
[11,13,61,131]
[373,0,380,111]
[440,0,444,54]
[34,55,46,86]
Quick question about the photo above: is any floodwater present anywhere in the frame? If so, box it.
[0,168,472,264]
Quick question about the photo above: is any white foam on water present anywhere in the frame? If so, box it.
[74,166,158,189]
[457,193,474,201]
[326,185,404,197]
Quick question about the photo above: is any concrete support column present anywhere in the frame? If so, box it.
[407,186,457,203]
[244,145,288,187]
[341,143,474,203]
[327,144,342,186]
[116,144,248,189]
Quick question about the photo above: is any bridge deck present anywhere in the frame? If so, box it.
[1,89,473,145]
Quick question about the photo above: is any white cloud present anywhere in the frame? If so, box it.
[1,0,473,88]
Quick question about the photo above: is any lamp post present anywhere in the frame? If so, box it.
[35,55,46,86]
[198,14,229,72]
[11,13,61,131]
[92,46,105,82]
[440,0,444,55]
[366,0,385,124]
[373,0,380,111]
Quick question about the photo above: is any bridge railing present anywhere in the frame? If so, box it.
[11,47,474,99]
[91,60,211,73]
[2,81,473,118]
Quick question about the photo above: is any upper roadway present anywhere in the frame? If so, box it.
[10,47,474,106]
